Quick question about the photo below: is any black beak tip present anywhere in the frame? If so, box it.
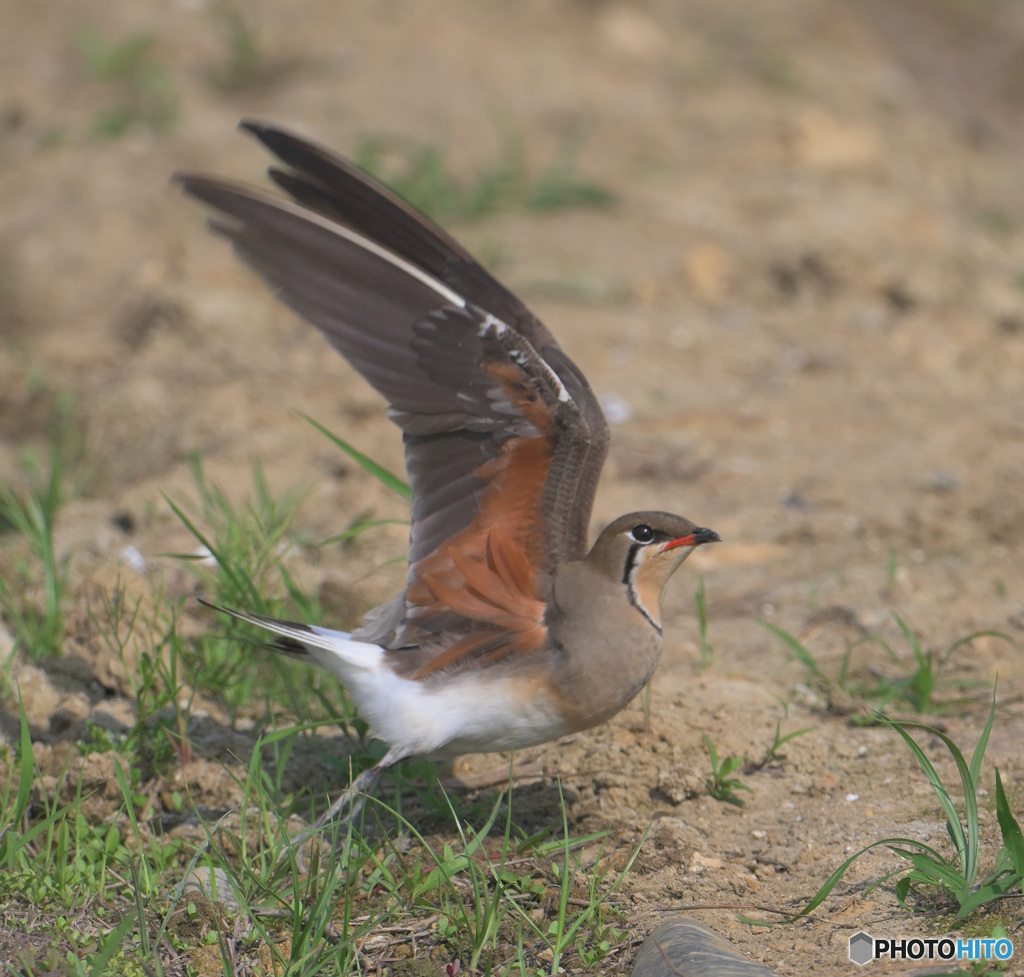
[695,527,722,545]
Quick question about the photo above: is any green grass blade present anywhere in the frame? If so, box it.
[795,837,946,917]
[891,612,921,659]
[759,621,822,680]
[891,613,935,711]
[703,733,719,770]
[882,719,962,846]
[318,518,409,547]
[946,629,1011,656]
[957,877,1020,917]
[86,913,139,977]
[695,576,713,668]
[995,769,1024,876]
[883,716,979,885]
[889,848,967,893]
[775,726,815,749]
[161,492,259,606]
[299,412,410,500]
[14,696,34,826]
[970,682,998,787]
[123,855,151,958]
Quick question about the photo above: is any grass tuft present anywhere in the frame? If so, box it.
[0,396,83,672]
[745,710,814,772]
[354,122,614,224]
[76,26,177,137]
[161,455,366,726]
[703,734,752,806]
[762,613,1010,717]
[794,683,1024,920]
[206,1,296,91]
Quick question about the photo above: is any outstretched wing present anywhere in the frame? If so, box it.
[176,122,609,669]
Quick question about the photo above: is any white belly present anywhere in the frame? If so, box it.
[348,666,569,757]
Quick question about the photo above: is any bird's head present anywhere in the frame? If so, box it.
[588,511,721,630]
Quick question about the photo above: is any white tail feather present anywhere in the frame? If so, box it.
[203,602,384,681]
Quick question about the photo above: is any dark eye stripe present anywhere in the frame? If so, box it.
[621,543,662,635]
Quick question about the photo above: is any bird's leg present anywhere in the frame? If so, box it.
[310,762,386,832]
[288,748,406,853]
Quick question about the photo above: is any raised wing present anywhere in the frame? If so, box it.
[176,122,609,667]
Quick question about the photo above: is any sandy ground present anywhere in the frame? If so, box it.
[2,0,1024,973]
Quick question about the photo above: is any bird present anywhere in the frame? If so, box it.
[176,121,720,827]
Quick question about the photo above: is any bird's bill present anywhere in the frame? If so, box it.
[662,526,721,551]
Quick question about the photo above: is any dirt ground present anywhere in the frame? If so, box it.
[2,0,1024,973]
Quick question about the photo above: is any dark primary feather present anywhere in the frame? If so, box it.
[241,120,541,342]
[175,122,610,650]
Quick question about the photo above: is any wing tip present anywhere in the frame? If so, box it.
[239,117,280,147]
[170,169,197,192]
[172,172,242,209]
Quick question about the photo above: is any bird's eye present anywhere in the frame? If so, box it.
[630,524,655,544]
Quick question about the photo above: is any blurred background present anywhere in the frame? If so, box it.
[3,0,1023,648]
[2,0,1024,565]
[1,0,1023,970]
[2,0,1023,532]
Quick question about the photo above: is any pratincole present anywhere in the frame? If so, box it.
[177,122,720,829]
